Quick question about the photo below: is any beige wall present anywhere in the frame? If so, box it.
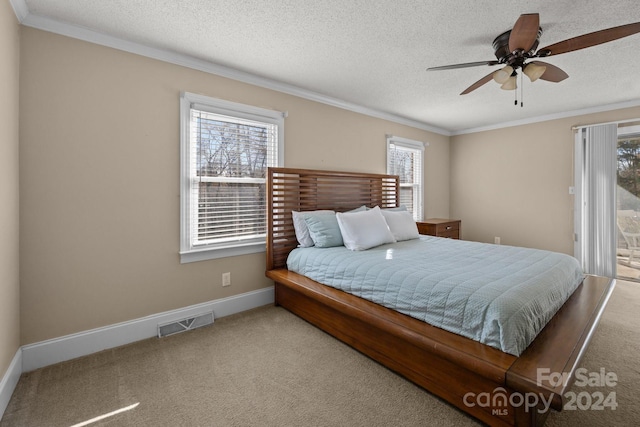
[19,18,633,350]
[451,106,640,254]
[0,1,21,377]
[19,28,449,344]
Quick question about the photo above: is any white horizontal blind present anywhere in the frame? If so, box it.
[386,136,424,220]
[180,92,283,262]
[190,110,278,247]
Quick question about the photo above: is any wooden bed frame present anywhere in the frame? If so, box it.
[265,167,615,427]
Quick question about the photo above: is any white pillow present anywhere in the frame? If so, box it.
[292,210,334,247]
[380,209,420,241]
[336,206,396,251]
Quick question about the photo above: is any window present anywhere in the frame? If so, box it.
[386,135,425,221]
[180,92,284,263]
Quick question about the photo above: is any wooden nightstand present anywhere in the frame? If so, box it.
[416,218,461,239]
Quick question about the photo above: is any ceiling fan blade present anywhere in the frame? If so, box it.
[509,13,540,52]
[427,60,500,71]
[528,61,569,82]
[460,72,495,95]
[537,21,640,56]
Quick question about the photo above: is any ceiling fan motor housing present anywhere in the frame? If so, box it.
[492,28,543,69]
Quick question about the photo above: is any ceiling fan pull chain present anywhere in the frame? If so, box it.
[521,73,524,107]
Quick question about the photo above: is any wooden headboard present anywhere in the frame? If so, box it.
[266,167,399,270]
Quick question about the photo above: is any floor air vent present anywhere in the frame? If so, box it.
[157,311,214,338]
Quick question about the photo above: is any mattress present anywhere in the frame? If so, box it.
[287,236,584,356]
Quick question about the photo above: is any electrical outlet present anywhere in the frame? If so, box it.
[494,237,501,245]
[222,272,231,287]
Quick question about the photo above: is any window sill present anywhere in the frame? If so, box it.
[180,242,266,264]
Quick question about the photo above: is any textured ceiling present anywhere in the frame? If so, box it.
[18,0,640,134]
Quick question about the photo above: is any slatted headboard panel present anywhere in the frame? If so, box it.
[266,167,400,270]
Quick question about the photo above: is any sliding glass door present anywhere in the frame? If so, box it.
[616,125,640,281]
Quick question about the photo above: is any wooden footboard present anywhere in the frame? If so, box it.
[267,269,614,427]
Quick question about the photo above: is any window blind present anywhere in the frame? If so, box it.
[387,136,424,220]
[190,110,278,247]
[574,124,618,278]
[179,92,284,263]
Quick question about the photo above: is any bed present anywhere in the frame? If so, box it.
[265,167,615,427]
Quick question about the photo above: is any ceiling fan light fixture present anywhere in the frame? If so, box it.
[492,65,514,84]
[523,62,547,82]
[500,75,517,90]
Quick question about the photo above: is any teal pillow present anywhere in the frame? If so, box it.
[303,213,344,247]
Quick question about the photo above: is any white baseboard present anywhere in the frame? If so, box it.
[1,287,274,420]
[21,286,274,373]
[0,349,22,421]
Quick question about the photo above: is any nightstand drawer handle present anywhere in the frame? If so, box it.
[446,226,452,230]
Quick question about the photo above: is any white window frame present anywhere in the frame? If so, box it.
[180,92,284,263]
[386,135,425,221]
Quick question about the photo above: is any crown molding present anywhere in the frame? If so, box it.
[17,11,451,136]
[451,99,640,136]
[14,2,638,139]
[8,0,28,22]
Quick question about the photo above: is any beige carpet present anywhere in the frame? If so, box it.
[1,281,638,427]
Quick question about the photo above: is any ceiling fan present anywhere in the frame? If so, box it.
[427,14,640,98]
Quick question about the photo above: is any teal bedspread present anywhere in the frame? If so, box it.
[287,236,584,356]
